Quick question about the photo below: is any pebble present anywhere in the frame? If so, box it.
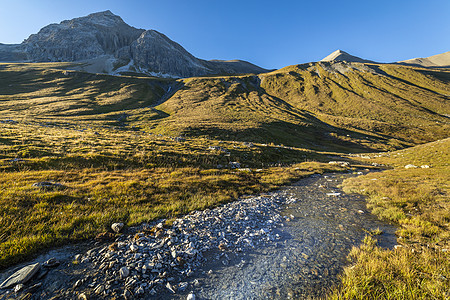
[67,192,287,296]
[78,293,88,300]
[94,284,104,294]
[120,266,130,278]
[187,292,196,300]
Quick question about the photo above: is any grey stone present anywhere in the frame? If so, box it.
[43,258,60,268]
[187,292,196,300]
[32,181,66,190]
[0,262,40,289]
[120,266,130,278]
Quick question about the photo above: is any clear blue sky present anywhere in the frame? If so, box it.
[0,0,449,69]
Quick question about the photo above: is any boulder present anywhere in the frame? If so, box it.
[32,181,66,190]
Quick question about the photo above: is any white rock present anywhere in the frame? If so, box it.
[14,284,24,293]
[111,222,124,233]
[421,165,430,168]
[404,164,417,169]
[326,192,341,196]
[166,282,176,293]
[187,292,196,300]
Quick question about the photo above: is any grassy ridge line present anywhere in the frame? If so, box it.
[332,138,450,299]
[0,121,348,269]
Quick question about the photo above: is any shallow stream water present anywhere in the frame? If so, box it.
[177,173,397,299]
[0,172,397,300]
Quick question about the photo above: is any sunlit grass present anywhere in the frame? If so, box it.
[331,138,450,299]
[0,121,346,268]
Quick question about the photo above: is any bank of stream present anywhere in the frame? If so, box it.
[0,171,397,300]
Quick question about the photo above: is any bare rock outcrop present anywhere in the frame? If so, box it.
[0,10,268,78]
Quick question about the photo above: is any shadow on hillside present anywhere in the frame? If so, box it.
[180,119,395,153]
[0,67,177,116]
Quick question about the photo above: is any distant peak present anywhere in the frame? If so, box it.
[321,49,374,63]
[334,49,347,55]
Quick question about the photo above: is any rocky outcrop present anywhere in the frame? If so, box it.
[23,10,144,62]
[130,30,210,77]
[0,10,267,77]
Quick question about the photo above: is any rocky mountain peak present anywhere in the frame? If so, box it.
[65,10,126,27]
[0,11,268,77]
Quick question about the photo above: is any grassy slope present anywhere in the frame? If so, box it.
[0,120,349,268]
[0,61,449,290]
[155,62,449,151]
[332,138,449,299]
[0,63,170,122]
[1,62,448,152]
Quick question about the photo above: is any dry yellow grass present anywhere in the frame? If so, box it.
[332,139,450,299]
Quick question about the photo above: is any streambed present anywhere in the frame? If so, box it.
[0,171,396,300]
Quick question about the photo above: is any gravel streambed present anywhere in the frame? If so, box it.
[0,171,397,299]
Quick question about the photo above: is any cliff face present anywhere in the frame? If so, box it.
[130,30,210,77]
[22,11,144,62]
[0,11,267,77]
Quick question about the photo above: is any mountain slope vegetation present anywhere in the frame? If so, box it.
[1,61,449,153]
[154,62,449,151]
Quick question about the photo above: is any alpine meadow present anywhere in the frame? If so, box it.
[0,9,449,300]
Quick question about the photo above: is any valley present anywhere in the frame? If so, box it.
[0,9,449,300]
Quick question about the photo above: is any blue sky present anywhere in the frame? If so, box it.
[0,0,449,69]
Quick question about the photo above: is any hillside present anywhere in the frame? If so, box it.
[154,61,449,151]
[1,61,449,153]
[398,51,450,68]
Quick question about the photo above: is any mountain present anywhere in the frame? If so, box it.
[0,11,267,78]
[1,61,448,152]
[397,51,450,68]
[321,50,375,63]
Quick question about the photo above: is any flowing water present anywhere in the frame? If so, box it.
[182,173,396,299]
[0,172,397,300]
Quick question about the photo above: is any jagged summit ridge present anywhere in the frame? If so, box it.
[0,11,267,77]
